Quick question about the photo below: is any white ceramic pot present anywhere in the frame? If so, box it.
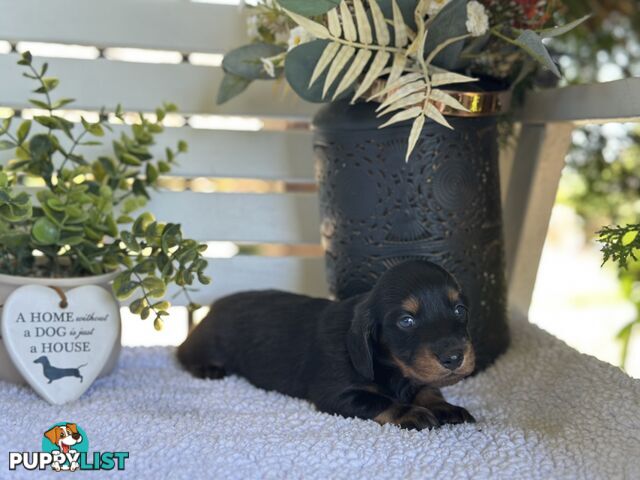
[0,271,121,384]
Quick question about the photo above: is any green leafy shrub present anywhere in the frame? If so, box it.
[0,52,210,330]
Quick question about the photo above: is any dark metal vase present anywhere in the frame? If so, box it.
[313,100,509,371]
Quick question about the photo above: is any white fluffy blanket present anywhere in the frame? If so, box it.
[1,314,639,479]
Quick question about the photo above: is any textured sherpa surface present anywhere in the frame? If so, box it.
[1,314,639,479]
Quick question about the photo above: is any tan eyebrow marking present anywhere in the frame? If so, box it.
[401,296,420,315]
[448,288,460,303]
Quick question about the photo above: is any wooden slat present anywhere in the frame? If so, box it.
[503,123,574,315]
[81,126,314,181]
[166,256,329,304]
[0,0,246,54]
[0,54,317,118]
[146,191,321,243]
[1,121,315,180]
[518,78,640,124]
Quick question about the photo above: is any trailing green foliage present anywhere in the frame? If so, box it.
[0,53,210,329]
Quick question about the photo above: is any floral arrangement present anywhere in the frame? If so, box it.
[0,53,210,329]
[219,0,588,159]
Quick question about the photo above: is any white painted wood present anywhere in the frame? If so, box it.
[78,126,315,181]
[518,78,640,124]
[0,0,246,54]
[147,191,321,243]
[166,256,329,304]
[0,54,317,118]
[503,123,574,315]
[1,121,314,181]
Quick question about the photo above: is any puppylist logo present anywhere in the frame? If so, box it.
[9,423,129,472]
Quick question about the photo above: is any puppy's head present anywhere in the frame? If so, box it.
[347,260,475,387]
[44,424,82,451]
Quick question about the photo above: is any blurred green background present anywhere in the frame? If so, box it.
[550,0,640,369]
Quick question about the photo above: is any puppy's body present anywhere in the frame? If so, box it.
[179,261,476,430]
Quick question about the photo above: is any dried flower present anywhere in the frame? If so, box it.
[466,1,489,37]
[427,0,451,16]
[260,57,276,77]
[287,26,314,51]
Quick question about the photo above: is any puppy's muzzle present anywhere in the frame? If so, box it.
[437,349,464,371]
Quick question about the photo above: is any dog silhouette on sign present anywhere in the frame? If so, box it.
[33,356,87,383]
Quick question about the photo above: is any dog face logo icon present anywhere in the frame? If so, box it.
[42,423,88,472]
[33,356,87,383]
[8,423,129,472]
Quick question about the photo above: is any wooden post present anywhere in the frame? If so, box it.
[502,123,574,315]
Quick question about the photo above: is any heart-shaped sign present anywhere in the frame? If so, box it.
[1,284,120,405]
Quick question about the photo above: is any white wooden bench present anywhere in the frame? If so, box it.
[2,3,640,478]
[1,0,640,332]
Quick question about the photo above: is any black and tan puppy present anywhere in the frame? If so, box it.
[178,260,476,430]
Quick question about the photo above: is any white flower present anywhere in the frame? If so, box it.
[465,0,489,37]
[246,15,259,40]
[427,0,451,16]
[260,57,276,78]
[287,26,314,51]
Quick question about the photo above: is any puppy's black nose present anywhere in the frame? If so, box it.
[72,433,81,440]
[438,351,463,370]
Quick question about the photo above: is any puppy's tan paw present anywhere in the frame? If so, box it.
[375,405,441,430]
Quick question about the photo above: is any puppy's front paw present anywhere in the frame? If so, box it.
[430,402,475,425]
[398,406,442,430]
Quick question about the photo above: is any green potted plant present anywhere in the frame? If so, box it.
[217,0,588,370]
[0,52,210,383]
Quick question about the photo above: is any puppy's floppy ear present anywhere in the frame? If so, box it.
[44,426,61,445]
[66,423,78,434]
[346,297,376,380]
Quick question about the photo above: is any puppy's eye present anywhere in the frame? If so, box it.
[454,304,467,317]
[397,316,416,329]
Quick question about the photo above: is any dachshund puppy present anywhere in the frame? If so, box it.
[178,260,476,430]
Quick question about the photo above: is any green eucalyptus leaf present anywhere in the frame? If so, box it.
[217,73,251,105]
[423,0,468,70]
[277,0,340,16]
[513,30,561,77]
[285,40,353,103]
[539,14,591,38]
[222,43,285,80]
[377,0,418,30]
